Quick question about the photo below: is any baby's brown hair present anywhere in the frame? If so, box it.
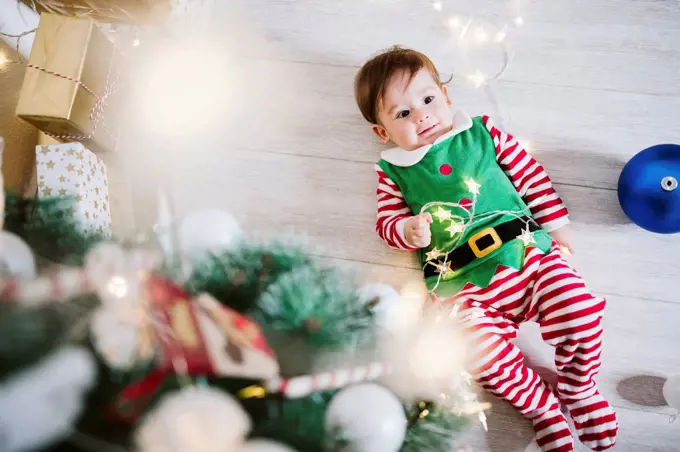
[354,46,447,125]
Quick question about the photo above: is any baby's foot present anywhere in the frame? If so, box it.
[531,403,574,452]
[564,391,618,451]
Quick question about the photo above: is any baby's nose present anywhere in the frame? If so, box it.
[416,111,430,122]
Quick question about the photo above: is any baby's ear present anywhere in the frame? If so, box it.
[372,124,390,144]
[441,84,452,106]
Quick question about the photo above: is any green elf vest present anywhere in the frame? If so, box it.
[377,115,553,297]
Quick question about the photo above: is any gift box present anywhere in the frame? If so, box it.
[19,0,172,24]
[36,142,111,236]
[16,13,122,154]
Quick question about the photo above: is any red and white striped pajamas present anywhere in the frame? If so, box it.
[374,118,617,451]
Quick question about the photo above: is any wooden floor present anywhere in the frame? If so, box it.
[118,0,680,450]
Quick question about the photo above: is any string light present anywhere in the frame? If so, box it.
[466,70,488,88]
[494,30,507,42]
[132,38,141,47]
[515,16,524,26]
[432,1,443,11]
[0,54,7,67]
[447,16,462,29]
[106,275,130,298]
[464,178,481,195]
[474,27,489,44]
[519,139,533,153]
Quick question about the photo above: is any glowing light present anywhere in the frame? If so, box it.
[433,206,452,222]
[107,275,129,298]
[132,38,141,47]
[419,409,430,418]
[432,1,443,11]
[494,31,507,42]
[479,411,488,431]
[466,70,487,88]
[446,221,465,237]
[517,226,535,246]
[515,16,524,26]
[425,248,442,262]
[520,138,533,153]
[464,178,481,195]
[447,16,462,29]
[474,27,489,43]
[0,54,7,66]
[132,36,235,137]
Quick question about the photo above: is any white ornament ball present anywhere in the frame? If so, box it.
[178,209,242,257]
[0,231,36,279]
[663,374,680,411]
[0,346,96,452]
[135,386,251,452]
[325,383,406,452]
[241,439,298,452]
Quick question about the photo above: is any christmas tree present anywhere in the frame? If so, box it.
[0,189,489,452]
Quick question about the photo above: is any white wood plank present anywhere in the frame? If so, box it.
[336,258,680,415]
[121,57,679,191]
[217,0,680,96]
[123,146,679,303]
[456,403,680,451]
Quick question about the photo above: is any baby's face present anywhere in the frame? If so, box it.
[373,68,454,151]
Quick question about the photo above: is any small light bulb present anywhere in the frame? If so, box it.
[432,1,443,11]
[474,27,489,43]
[107,275,129,298]
[494,31,507,42]
[466,70,487,88]
[447,16,462,28]
[132,38,140,47]
[515,16,524,26]
[0,54,7,66]
[520,139,533,153]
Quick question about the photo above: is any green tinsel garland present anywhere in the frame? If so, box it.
[4,194,107,266]
[402,401,472,452]
[0,194,473,451]
[185,240,315,313]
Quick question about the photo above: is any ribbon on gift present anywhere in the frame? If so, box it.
[24,48,122,145]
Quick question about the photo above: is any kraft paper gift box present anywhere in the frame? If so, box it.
[36,142,111,236]
[19,0,172,24]
[16,13,122,153]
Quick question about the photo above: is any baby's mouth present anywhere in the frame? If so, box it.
[418,124,438,136]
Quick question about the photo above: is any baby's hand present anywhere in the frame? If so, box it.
[405,213,433,248]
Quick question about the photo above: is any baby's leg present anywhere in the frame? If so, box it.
[457,300,573,452]
[529,247,617,451]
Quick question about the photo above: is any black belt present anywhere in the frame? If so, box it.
[423,216,540,279]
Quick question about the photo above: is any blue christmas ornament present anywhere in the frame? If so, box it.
[617,144,680,233]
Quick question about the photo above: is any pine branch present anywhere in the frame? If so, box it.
[4,194,107,266]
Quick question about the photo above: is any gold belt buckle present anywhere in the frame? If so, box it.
[468,227,502,258]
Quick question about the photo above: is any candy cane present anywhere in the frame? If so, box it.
[263,362,391,399]
[0,268,93,306]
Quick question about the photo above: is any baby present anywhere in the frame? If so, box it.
[354,46,617,452]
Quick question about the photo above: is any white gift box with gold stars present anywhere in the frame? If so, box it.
[36,142,111,236]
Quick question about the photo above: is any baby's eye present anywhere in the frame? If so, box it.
[424,95,435,104]
[397,110,410,119]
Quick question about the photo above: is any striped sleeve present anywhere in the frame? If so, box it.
[482,116,570,232]
[375,164,418,250]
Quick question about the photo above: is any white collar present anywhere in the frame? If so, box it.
[379,109,474,167]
